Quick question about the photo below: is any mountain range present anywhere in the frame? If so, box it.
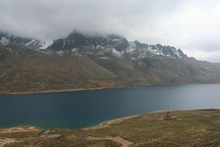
[1,31,220,93]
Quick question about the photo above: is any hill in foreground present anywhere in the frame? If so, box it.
[0,109,219,146]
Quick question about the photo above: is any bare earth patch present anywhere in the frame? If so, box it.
[0,137,17,147]
[87,136,133,147]
[68,135,133,147]
[0,126,39,134]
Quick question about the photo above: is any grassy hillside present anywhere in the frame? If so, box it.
[1,109,219,146]
[0,48,130,93]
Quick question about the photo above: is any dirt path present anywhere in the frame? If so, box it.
[87,136,133,147]
[69,135,133,147]
[0,126,39,134]
[0,137,17,147]
[0,126,40,147]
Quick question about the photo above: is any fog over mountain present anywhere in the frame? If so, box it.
[1,0,220,62]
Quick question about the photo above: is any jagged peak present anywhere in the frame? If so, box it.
[0,30,188,60]
[0,31,53,51]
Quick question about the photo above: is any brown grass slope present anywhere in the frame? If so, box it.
[1,109,219,147]
[0,44,129,93]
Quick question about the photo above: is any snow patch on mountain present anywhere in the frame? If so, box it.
[138,53,147,59]
[148,45,163,56]
[112,48,122,57]
[0,37,9,46]
[25,40,36,46]
[95,45,104,50]
[127,42,136,53]
[61,41,66,48]
[173,49,184,58]
[99,57,108,60]
[72,48,78,53]
[58,50,65,55]
[71,48,82,56]
[39,41,53,50]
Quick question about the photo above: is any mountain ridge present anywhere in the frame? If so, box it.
[1,31,220,93]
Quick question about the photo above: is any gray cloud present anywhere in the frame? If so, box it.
[0,0,220,62]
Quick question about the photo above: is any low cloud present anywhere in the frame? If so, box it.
[0,0,220,62]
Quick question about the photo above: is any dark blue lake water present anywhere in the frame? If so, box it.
[0,84,220,129]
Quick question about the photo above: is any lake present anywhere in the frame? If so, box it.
[0,84,220,129]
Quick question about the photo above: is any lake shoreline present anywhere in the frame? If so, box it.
[0,85,135,95]
[0,109,218,130]
[1,109,219,146]
[0,87,108,95]
[0,110,173,130]
[1,83,220,95]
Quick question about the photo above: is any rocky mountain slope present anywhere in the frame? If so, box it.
[1,31,220,93]
[0,31,53,50]
[44,31,220,84]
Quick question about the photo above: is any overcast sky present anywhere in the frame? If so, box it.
[0,0,220,62]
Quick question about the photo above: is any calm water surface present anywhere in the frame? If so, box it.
[0,84,219,128]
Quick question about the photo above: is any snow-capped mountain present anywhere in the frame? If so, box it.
[0,31,53,50]
[45,32,188,60]
[0,31,188,60]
